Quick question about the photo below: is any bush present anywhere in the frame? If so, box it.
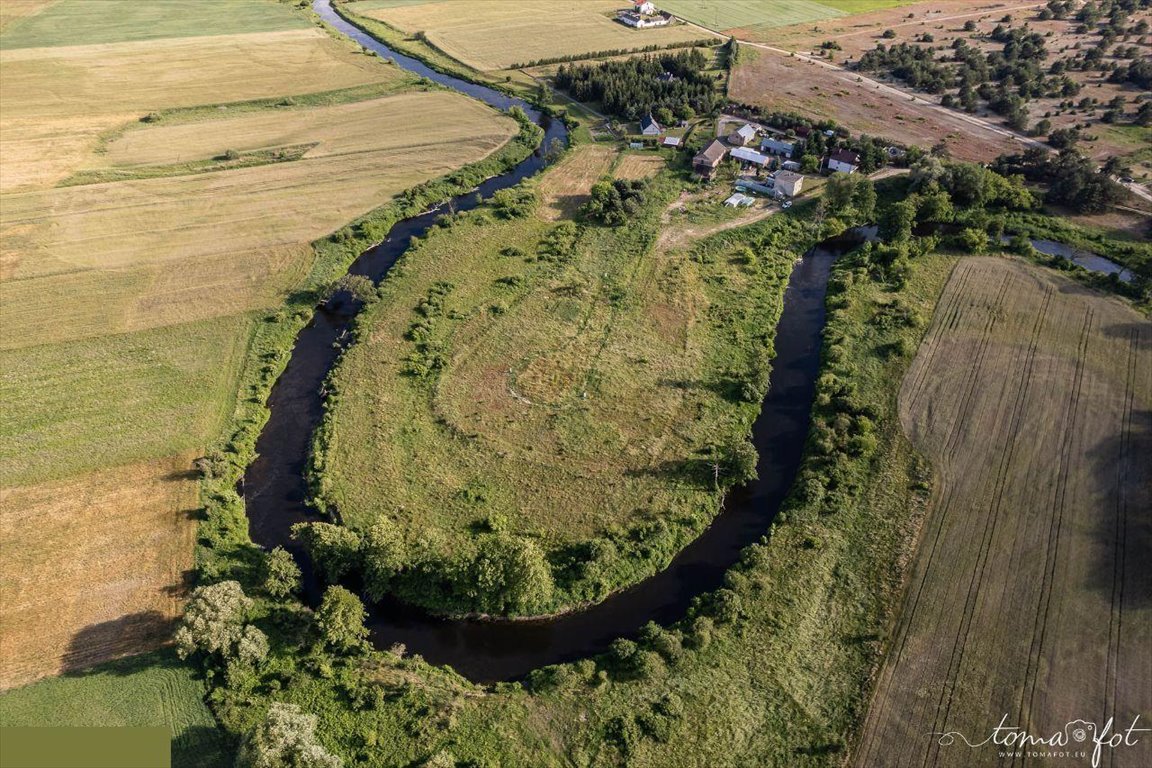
[236,703,342,768]
[316,585,369,653]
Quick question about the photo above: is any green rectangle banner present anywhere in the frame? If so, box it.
[0,727,170,768]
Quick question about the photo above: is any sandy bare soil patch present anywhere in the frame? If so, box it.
[730,46,1021,161]
[855,257,1152,767]
[0,456,200,689]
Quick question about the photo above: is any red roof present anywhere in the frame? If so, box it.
[829,149,860,166]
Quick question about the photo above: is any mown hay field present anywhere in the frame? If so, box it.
[0,28,403,191]
[0,650,230,767]
[346,0,710,70]
[855,257,1152,767]
[0,0,518,683]
[656,0,925,32]
[0,0,54,34]
[615,152,667,180]
[0,456,200,689]
[536,144,618,220]
[0,88,517,477]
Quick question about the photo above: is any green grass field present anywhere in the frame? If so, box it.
[0,0,308,49]
[314,164,825,615]
[0,315,250,487]
[0,650,230,768]
[657,0,925,31]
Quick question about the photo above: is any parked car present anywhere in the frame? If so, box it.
[782,200,793,209]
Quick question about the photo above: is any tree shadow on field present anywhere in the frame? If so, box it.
[1083,409,1152,609]
[62,611,176,677]
[624,457,715,489]
[161,468,200,482]
[546,193,592,217]
[1101,322,1152,350]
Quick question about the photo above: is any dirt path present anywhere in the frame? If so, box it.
[656,192,779,254]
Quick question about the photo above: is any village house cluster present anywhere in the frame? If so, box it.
[684,119,860,206]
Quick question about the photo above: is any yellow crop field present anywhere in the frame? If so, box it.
[0,455,200,689]
[349,0,709,71]
[856,258,1152,767]
[536,144,618,220]
[1,92,516,348]
[0,0,521,680]
[0,28,399,191]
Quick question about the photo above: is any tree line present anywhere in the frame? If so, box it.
[554,49,721,123]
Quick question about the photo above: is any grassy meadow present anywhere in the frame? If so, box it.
[345,0,711,70]
[0,0,520,691]
[0,650,231,768]
[313,147,823,614]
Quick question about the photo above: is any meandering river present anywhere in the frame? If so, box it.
[250,0,1115,684]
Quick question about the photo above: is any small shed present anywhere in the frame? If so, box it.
[662,136,682,148]
[728,123,757,146]
[724,192,754,207]
[736,178,775,196]
[781,160,801,172]
[693,139,728,178]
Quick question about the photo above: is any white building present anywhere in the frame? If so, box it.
[773,170,804,197]
[618,0,669,26]
[827,149,860,174]
[728,123,757,146]
[730,146,771,167]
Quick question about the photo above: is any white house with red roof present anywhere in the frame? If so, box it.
[618,1,670,27]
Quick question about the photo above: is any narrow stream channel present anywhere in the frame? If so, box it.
[240,0,859,683]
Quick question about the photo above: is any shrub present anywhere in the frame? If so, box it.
[316,585,369,653]
[236,703,342,768]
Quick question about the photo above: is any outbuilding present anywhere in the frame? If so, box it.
[730,146,771,167]
[728,123,757,146]
[773,170,804,197]
[760,137,796,158]
[693,139,728,178]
